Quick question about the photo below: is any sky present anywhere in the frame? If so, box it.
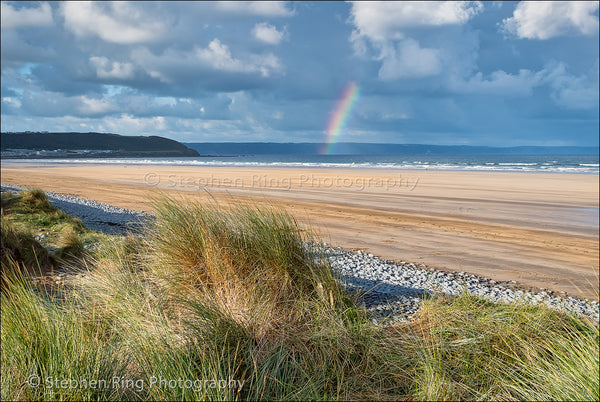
[1,1,599,147]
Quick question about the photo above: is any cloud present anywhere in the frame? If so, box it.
[197,39,268,74]
[61,1,166,44]
[215,1,294,17]
[132,39,282,88]
[0,2,57,66]
[348,2,482,80]
[1,96,22,115]
[501,1,599,40]
[89,56,135,80]
[20,89,117,117]
[378,39,442,80]
[109,92,234,120]
[252,23,286,45]
[448,60,599,110]
[552,83,599,110]
[450,69,546,96]
[349,1,483,42]
[0,31,57,65]
[1,2,54,30]
[545,61,599,110]
[77,96,115,115]
[107,114,167,132]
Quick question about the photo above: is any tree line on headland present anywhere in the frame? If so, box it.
[1,132,199,158]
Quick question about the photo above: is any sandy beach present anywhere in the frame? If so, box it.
[2,161,598,300]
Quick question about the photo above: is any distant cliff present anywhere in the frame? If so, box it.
[1,132,199,158]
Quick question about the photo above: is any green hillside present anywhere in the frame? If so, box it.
[1,132,199,158]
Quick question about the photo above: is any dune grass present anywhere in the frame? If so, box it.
[1,191,598,401]
[406,293,599,401]
[0,189,103,267]
[1,217,54,278]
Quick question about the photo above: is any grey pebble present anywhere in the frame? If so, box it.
[326,245,599,323]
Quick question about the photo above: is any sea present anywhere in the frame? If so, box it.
[6,154,599,174]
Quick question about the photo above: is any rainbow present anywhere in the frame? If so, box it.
[321,81,361,154]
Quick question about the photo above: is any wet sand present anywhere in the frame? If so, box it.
[2,161,598,299]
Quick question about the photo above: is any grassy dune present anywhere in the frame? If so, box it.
[1,189,598,401]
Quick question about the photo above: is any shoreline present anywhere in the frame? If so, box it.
[2,157,598,175]
[1,161,598,300]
